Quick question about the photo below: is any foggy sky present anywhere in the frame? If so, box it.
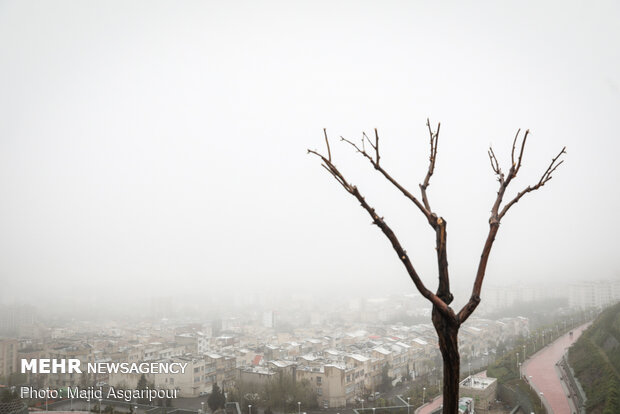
[1,1,619,307]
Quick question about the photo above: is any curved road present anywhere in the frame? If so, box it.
[523,323,590,414]
[416,322,591,414]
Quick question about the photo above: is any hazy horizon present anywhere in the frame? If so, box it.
[1,1,619,308]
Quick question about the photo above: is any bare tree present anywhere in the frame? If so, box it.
[308,121,565,413]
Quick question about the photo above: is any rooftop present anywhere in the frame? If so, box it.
[412,338,428,345]
[459,375,496,390]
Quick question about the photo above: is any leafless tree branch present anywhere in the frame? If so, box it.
[323,128,331,162]
[514,130,528,175]
[510,129,520,167]
[457,136,566,324]
[420,119,440,211]
[340,123,452,304]
[308,133,455,320]
[339,130,435,225]
[488,147,503,182]
[363,132,376,151]
[374,128,380,166]
[508,129,528,179]
[498,146,566,220]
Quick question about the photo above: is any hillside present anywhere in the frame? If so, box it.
[568,302,620,414]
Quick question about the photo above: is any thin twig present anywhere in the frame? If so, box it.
[488,147,503,181]
[374,128,380,166]
[514,129,529,176]
[323,128,331,162]
[420,119,440,211]
[363,132,376,151]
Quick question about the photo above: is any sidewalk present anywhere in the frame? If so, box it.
[522,323,590,414]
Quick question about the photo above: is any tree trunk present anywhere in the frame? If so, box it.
[432,305,460,414]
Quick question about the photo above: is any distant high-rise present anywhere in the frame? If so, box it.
[0,338,18,377]
[0,304,37,336]
[478,283,568,314]
[262,310,276,328]
[569,279,620,309]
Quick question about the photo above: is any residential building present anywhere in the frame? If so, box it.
[0,338,18,378]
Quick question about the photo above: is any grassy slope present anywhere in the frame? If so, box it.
[568,302,620,414]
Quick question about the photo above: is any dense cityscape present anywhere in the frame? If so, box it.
[3,1,620,413]
[1,280,618,413]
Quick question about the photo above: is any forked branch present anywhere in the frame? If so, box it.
[340,121,443,228]
[309,124,564,327]
[339,135,434,224]
[458,132,566,323]
[498,146,566,220]
[341,121,451,304]
[307,134,455,320]
[488,147,503,182]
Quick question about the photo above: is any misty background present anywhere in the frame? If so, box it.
[0,1,619,313]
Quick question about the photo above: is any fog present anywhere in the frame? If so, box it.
[1,1,619,311]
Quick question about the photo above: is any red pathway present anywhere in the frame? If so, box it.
[522,323,590,414]
[415,395,442,414]
[416,321,591,414]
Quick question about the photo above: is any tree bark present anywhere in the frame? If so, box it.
[433,305,460,414]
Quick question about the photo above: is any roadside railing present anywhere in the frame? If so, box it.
[558,354,586,414]
[0,401,28,414]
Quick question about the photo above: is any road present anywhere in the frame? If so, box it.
[417,320,591,414]
[522,323,590,414]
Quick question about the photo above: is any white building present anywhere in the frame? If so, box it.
[569,280,620,309]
